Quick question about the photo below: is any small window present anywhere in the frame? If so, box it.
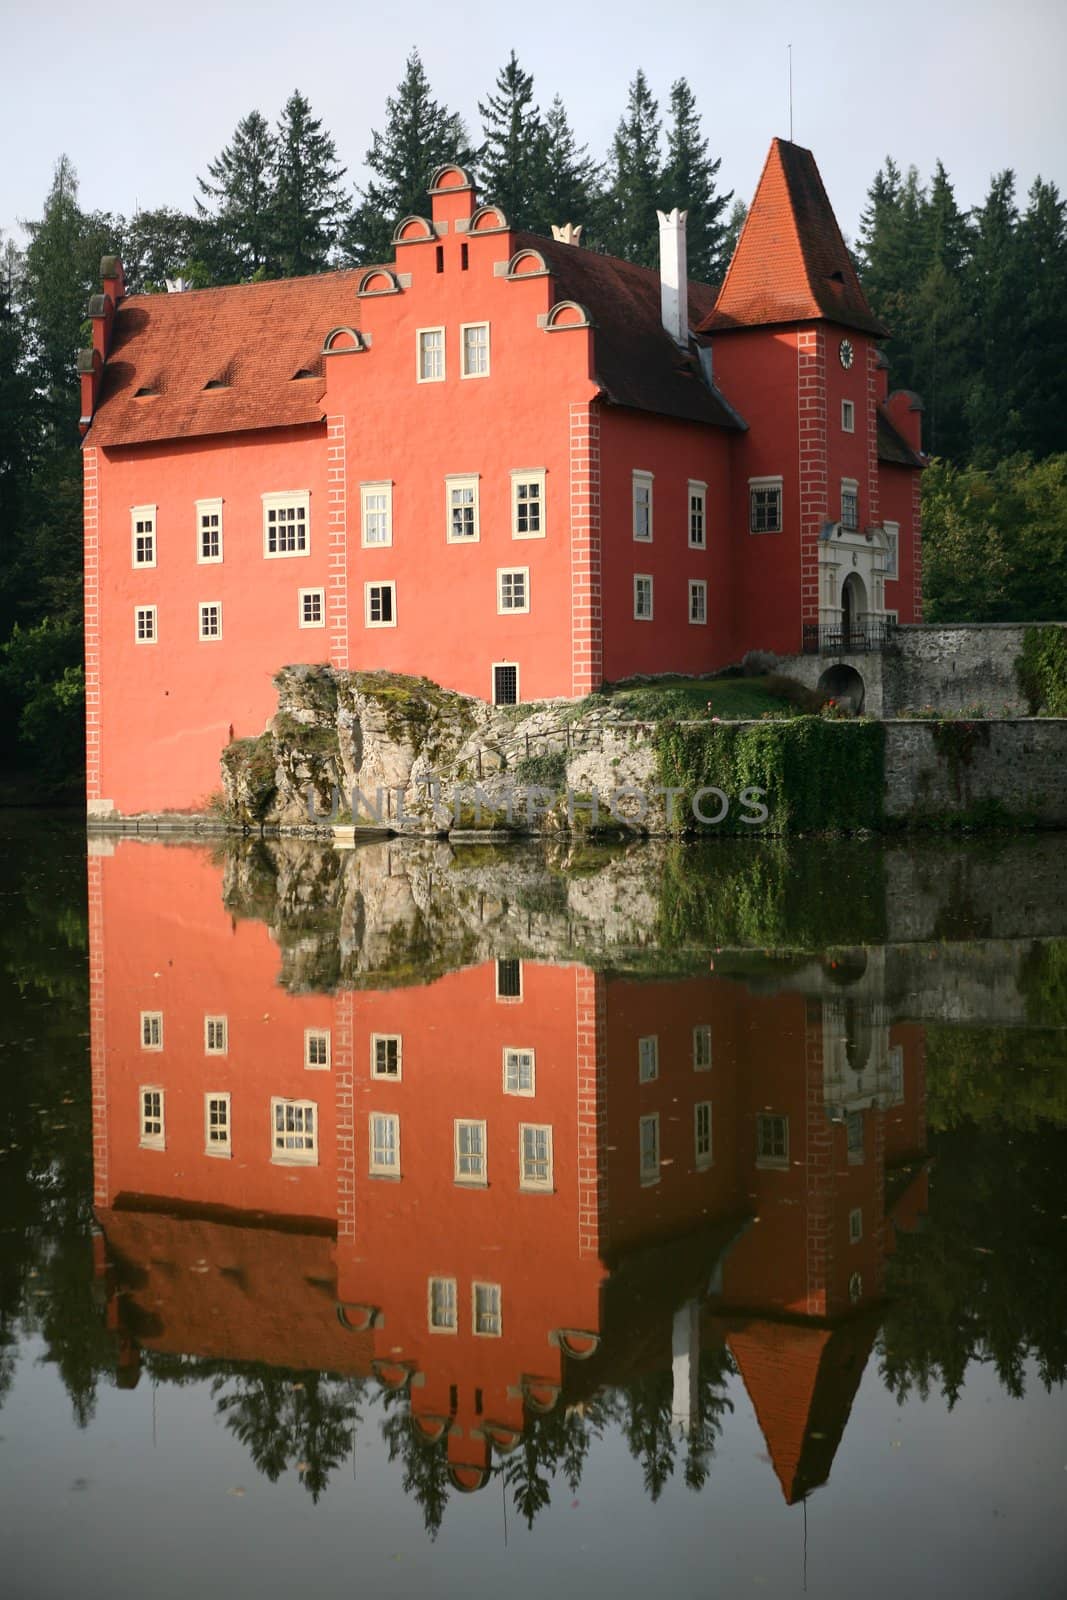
[205,1092,231,1157]
[688,481,707,548]
[757,1113,788,1168]
[883,521,899,579]
[263,492,309,557]
[446,475,479,542]
[271,1097,317,1164]
[496,958,522,1000]
[365,581,396,628]
[749,477,783,534]
[461,322,490,378]
[473,1282,502,1336]
[497,568,529,614]
[693,1024,712,1071]
[198,601,222,641]
[455,1119,487,1184]
[695,1101,712,1167]
[140,1086,165,1150]
[135,605,157,644]
[503,1047,535,1096]
[841,400,855,433]
[371,1034,402,1080]
[888,1043,904,1103]
[511,470,545,538]
[140,1011,163,1051]
[634,574,653,621]
[632,471,653,541]
[639,1113,660,1184]
[204,1015,227,1055]
[369,1111,400,1176]
[841,480,859,533]
[520,1123,553,1190]
[299,587,325,628]
[689,579,707,625]
[638,1035,659,1083]
[305,1029,331,1070]
[196,498,223,563]
[429,1276,457,1331]
[361,481,393,548]
[849,1206,863,1243]
[417,327,445,382]
[846,1108,865,1162]
[131,505,156,568]
[493,663,519,706]
[849,1271,863,1305]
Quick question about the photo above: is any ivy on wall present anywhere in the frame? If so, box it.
[1016,626,1067,716]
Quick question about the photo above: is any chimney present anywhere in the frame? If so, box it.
[657,208,689,345]
[551,223,583,246]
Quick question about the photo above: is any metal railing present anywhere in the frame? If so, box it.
[802,619,896,655]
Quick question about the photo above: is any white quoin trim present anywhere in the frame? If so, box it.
[657,208,689,346]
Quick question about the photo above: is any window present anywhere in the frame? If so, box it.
[493,663,519,706]
[417,326,445,382]
[841,480,859,532]
[461,322,490,378]
[632,471,653,541]
[263,492,309,557]
[371,1034,401,1080]
[634,574,653,620]
[849,1207,863,1243]
[360,481,393,547]
[305,1029,331,1070]
[473,1282,502,1336]
[205,1093,231,1156]
[271,1098,317,1164]
[888,1043,904,1103]
[689,579,708,625]
[446,475,479,542]
[365,581,396,628]
[369,1111,400,1176]
[497,568,529,614]
[520,1123,553,1190]
[883,520,899,579]
[695,1101,712,1167]
[131,505,156,567]
[638,1035,659,1083]
[749,477,783,534]
[639,1113,660,1184]
[299,587,325,628]
[135,605,157,644]
[455,1119,487,1184]
[757,1113,789,1167]
[841,400,855,433]
[196,498,223,563]
[198,601,222,641]
[140,1086,165,1149]
[429,1276,457,1331]
[204,1015,227,1055]
[693,1024,712,1071]
[140,1011,163,1051]
[849,1271,863,1305]
[496,958,523,1000]
[503,1047,535,1096]
[688,481,707,548]
[846,1109,865,1162]
[511,470,545,538]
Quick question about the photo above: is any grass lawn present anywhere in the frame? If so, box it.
[590,675,809,720]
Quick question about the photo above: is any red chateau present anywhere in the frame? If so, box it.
[80,139,925,817]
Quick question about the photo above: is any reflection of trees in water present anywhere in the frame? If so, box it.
[211,1370,364,1503]
[380,1389,452,1539]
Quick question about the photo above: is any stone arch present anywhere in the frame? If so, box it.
[449,1463,490,1494]
[357,267,401,297]
[335,1301,379,1332]
[392,214,436,245]
[427,164,475,195]
[551,1329,601,1360]
[506,247,549,279]
[322,326,366,355]
[543,300,592,332]
[817,662,866,715]
[467,203,509,234]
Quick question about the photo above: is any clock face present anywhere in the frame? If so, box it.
[839,339,854,370]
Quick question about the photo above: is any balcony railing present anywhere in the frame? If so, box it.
[802,619,896,655]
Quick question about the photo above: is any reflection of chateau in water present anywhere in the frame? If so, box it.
[90,840,929,1511]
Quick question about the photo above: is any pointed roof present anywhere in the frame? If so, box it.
[699,139,886,337]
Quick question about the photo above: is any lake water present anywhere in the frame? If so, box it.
[1,814,1066,1599]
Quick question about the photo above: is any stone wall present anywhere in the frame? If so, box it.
[883,719,1067,826]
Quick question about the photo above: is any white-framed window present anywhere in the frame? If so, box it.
[497,568,529,614]
[417,326,445,383]
[632,471,654,541]
[496,958,523,1001]
[198,601,222,641]
[263,491,309,557]
[841,479,859,533]
[135,605,157,644]
[492,662,519,706]
[305,1028,331,1070]
[849,1206,863,1243]
[196,498,223,563]
[131,504,156,568]
[634,574,653,620]
[473,1282,502,1336]
[204,1015,227,1055]
[446,475,479,542]
[140,1011,163,1051]
[688,480,707,548]
[749,476,783,534]
[847,1109,865,1163]
[638,1035,659,1083]
[695,1101,712,1167]
[365,581,396,628]
[639,1113,660,1184]
[299,587,325,628]
[693,1024,712,1071]
[503,1047,535,1096]
[140,1086,165,1150]
[883,520,899,579]
[520,1123,553,1191]
[885,608,899,626]
[757,1113,788,1168]
[888,1043,904,1103]
[689,579,707,625]
[841,400,855,433]
[271,1097,317,1164]
[460,321,490,378]
[369,1111,400,1176]
[511,470,545,538]
[428,1276,457,1332]
[371,1034,402,1080]
[454,1119,487,1184]
[360,481,393,548]
[205,1092,231,1157]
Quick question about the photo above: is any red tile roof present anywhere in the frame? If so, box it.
[700,139,886,338]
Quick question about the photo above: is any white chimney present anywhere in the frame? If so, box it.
[657,208,689,345]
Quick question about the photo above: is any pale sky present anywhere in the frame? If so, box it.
[5,0,1066,249]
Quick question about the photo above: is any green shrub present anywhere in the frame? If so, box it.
[1016,625,1067,715]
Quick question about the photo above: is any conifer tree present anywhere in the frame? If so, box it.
[196,110,277,279]
[601,70,663,267]
[721,198,747,265]
[1015,178,1067,460]
[477,51,547,226]
[535,96,600,235]
[121,207,212,294]
[910,162,973,458]
[270,91,349,277]
[660,78,732,283]
[965,171,1025,458]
